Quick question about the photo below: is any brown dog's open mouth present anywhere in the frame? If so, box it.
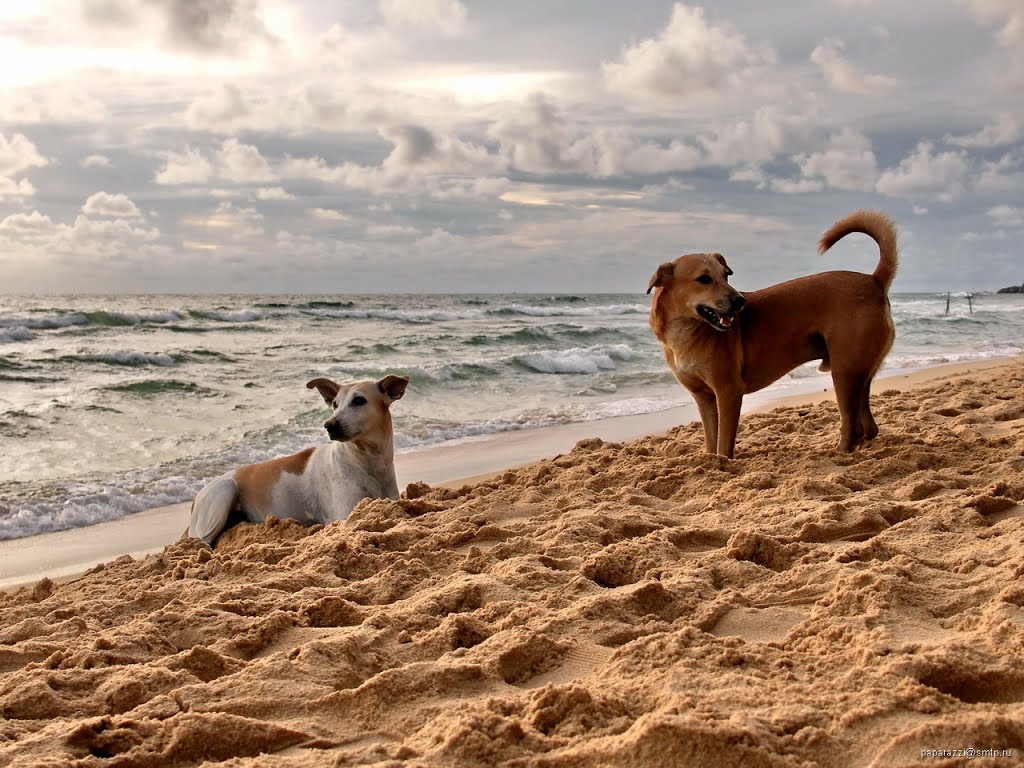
[697,305,736,331]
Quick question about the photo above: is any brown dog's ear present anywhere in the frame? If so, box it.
[378,375,409,403]
[307,377,341,406]
[646,262,675,294]
[712,253,733,277]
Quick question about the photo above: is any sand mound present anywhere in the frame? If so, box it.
[2,362,1023,767]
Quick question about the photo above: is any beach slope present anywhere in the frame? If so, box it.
[1,361,1023,766]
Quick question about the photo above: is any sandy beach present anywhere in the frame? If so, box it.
[2,357,1023,766]
[0,360,1005,592]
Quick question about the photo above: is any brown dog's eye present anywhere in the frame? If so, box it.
[696,275,713,285]
[351,395,367,407]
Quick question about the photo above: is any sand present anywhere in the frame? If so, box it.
[0,360,1004,592]
[2,359,1023,766]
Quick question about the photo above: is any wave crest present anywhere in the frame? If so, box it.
[516,344,634,374]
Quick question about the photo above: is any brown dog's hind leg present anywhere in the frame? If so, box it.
[833,371,870,452]
[860,378,880,441]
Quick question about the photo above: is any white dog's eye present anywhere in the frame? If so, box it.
[351,395,367,407]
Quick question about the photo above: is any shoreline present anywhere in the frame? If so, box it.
[1,356,1018,592]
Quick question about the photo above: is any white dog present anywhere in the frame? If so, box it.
[188,375,408,546]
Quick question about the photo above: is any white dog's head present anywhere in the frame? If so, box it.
[306,375,409,444]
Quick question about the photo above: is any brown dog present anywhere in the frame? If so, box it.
[647,210,898,458]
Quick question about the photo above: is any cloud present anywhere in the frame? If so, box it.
[279,123,502,197]
[603,4,774,98]
[987,204,1024,227]
[382,125,499,176]
[155,145,213,185]
[218,138,276,182]
[254,186,294,200]
[770,177,824,195]
[159,0,277,51]
[310,208,349,221]
[383,124,439,166]
[182,201,264,239]
[965,0,1024,45]
[700,103,818,168]
[810,37,898,94]
[155,140,275,186]
[81,0,138,26]
[641,177,696,195]
[0,90,108,126]
[0,211,53,235]
[0,177,36,199]
[80,154,112,168]
[83,0,279,53]
[973,150,1024,192]
[81,192,143,218]
[379,0,468,35]
[876,141,970,201]
[945,113,1020,148]
[488,94,704,177]
[796,127,878,191]
[0,132,49,177]
[67,215,161,251]
[589,130,704,176]
[0,209,161,261]
[365,223,420,238]
[179,81,360,135]
[4,2,1023,292]
[184,84,251,132]
[488,94,584,174]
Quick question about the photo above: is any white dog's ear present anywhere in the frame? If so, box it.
[378,375,409,403]
[647,262,675,294]
[307,377,341,405]
[712,253,733,277]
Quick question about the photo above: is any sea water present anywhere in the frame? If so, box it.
[1,291,1021,539]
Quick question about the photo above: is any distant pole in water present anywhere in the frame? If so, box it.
[946,292,951,315]
[967,292,973,314]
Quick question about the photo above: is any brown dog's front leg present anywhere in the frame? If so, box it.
[716,392,744,459]
[691,388,719,454]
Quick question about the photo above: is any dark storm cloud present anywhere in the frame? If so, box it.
[384,125,438,166]
[81,0,278,52]
[153,0,278,52]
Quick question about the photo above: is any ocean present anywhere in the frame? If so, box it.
[2,291,1022,541]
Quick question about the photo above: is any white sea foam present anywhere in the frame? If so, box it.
[305,307,486,323]
[81,352,177,367]
[0,313,89,329]
[200,309,265,322]
[517,344,634,374]
[99,309,185,325]
[395,392,686,451]
[0,327,33,344]
[497,304,648,317]
[0,474,203,540]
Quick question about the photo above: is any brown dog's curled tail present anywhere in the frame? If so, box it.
[817,209,899,292]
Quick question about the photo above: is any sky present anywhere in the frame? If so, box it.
[0,0,1022,294]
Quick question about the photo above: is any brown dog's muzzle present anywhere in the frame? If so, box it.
[698,291,746,331]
